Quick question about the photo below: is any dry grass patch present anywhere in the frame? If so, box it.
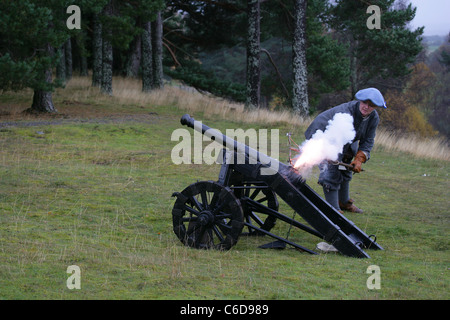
[1,76,448,161]
[375,128,450,161]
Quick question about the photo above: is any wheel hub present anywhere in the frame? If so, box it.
[198,210,214,226]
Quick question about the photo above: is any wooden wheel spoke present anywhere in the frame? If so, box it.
[249,188,261,200]
[212,225,225,242]
[190,195,203,211]
[183,204,201,216]
[200,190,209,210]
[181,216,198,223]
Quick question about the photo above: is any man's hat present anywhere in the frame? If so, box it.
[355,88,387,109]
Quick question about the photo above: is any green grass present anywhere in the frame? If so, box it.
[0,86,449,300]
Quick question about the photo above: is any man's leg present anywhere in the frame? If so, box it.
[323,187,340,212]
[338,179,350,204]
[318,162,343,212]
[338,179,363,213]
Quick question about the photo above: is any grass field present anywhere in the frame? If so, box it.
[0,77,448,300]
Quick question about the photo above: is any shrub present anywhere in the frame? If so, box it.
[381,90,437,137]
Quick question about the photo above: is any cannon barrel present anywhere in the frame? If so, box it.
[180,114,289,176]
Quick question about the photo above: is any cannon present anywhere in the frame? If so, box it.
[171,114,383,258]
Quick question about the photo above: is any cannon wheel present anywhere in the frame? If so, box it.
[172,181,244,250]
[235,182,278,235]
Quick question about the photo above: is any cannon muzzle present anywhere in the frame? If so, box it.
[180,114,194,127]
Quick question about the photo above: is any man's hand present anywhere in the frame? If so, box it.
[351,151,367,173]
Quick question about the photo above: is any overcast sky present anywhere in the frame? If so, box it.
[408,0,450,36]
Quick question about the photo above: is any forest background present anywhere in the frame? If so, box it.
[0,0,449,140]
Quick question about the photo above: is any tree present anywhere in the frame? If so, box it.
[162,1,247,100]
[0,0,109,113]
[246,0,261,109]
[92,13,103,87]
[101,1,113,95]
[93,0,165,93]
[75,32,89,76]
[292,0,309,114]
[30,42,58,113]
[65,38,73,81]
[161,0,351,110]
[429,71,450,138]
[428,34,450,138]
[381,89,436,137]
[126,36,142,78]
[151,11,164,89]
[56,43,67,86]
[405,62,437,117]
[438,34,450,73]
[164,0,246,50]
[142,21,153,92]
[0,1,69,113]
[330,0,424,96]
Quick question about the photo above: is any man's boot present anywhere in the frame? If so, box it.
[339,199,363,213]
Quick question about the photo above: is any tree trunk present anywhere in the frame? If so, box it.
[142,21,153,92]
[80,54,88,76]
[126,36,141,78]
[246,0,261,110]
[292,0,309,115]
[29,43,57,113]
[65,38,72,81]
[151,11,164,89]
[56,43,66,86]
[76,32,89,76]
[31,88,57,113]
[92,13,102,87]
[101,2,113,95]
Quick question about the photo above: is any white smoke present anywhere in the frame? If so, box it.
[293,112,355,177]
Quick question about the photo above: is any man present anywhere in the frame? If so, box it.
[305,88,387,213]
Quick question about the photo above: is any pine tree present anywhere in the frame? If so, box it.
[292,0,309,115]
[151,11,164,89]
[30,42,58,113]
[65,38,73,81]
[126,36,142,78]
[142,21,153,92]
[101,1,113,95]
[92,13,103,87]
[0,0,108,112]
[246,0,261,110]
[95,0,165,93]
[56,44,67,86]
[0,1,69,113]
[331,0,423,95]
